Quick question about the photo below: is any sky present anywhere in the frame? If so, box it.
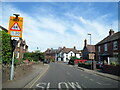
[1,1,119,52]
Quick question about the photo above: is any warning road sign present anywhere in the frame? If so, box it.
[8,16,23,38]
[10,22,21,31]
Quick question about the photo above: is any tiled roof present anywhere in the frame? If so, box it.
[61,48,79,54]
[0,25,8,32]
[86,45,95,52]
[96,31,120,45]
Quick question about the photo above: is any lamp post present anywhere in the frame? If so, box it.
[88,33,92,70]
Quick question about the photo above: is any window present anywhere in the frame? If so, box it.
[18,42,20,47]
[98,46,100,52]
[71,53,72,56]
[23,45,26,49]
[104,44,107,51]
[66,55,68,58]
[113,41,118,50]
[16,51,19,58]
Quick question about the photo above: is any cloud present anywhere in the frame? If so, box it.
[1,2,118,52]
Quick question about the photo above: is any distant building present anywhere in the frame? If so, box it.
[44,48,59,61]
[45,46,81,62]
[56,46,81,62]
[82,39,95,60]
[95,29,120,64]
[12,38,28,60]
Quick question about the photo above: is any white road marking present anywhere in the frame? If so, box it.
[89,79,94,81]
[36,83,46,88]
[85,76,88,78]
[58,82,69,89]
[46,82,50,88]
[68,82,83,90]
[96,82,102,85]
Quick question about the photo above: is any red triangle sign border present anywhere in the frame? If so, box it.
[10,22,21,31]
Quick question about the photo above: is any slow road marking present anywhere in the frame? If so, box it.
[36,82,83,89]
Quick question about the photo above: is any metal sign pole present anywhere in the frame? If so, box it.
[10,51,15,80]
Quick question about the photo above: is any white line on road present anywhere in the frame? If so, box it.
[96,82,102,85]
[89,79,94,81]
[84,76,88,78]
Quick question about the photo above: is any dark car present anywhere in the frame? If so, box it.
[43,59,50,64]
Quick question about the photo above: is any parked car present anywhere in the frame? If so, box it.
[96,61,103,69]
[43,59,50,64]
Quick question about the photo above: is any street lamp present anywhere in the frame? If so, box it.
[88,33,92,70]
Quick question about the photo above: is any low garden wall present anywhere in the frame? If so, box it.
[102,65,120,76]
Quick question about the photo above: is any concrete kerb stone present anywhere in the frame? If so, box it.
[24,64,49,88]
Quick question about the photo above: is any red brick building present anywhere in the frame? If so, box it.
[13,38,28,60]
[95,29,120,64]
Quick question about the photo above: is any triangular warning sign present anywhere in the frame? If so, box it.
[10,22,21,31]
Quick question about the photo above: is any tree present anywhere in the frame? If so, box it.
[1,30,12,64]
[23,51,45,62]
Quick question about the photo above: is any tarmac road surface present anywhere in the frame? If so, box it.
[31,62,119,89]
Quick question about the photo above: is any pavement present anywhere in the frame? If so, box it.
[72,64,120,81]
[31,62,119,89]
[2,63,49,88]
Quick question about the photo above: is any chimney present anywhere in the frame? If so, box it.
[63,46,66,49]
[84,39,87,47]
[109,29,114,36]
[73,46,76,49]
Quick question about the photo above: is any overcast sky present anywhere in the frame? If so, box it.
[1,2,118,52]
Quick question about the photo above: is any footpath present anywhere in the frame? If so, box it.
[72,65,120,81]
[2,63,49,88]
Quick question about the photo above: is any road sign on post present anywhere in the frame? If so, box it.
[8,15,23,38]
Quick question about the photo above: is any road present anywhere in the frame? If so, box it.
[31,62,119,89]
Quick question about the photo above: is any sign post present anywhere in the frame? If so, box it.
[9,14,23,80]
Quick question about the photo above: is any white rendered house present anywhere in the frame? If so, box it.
[56,47,81,62]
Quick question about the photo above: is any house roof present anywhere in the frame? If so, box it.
[61,48,79,54]
[0,25,8,32]
[96,31,120,45]
[86,45,95,52]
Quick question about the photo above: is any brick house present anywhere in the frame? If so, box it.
[82,39,95,60]
[95,29,120,64]
[44,48,59,61]
[13,38,28,60]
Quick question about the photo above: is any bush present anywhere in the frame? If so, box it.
[1,30,12,65]
[14,59,24,66]
[110,61,116,66]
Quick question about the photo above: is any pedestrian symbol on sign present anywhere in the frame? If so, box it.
[10,22,21,31]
